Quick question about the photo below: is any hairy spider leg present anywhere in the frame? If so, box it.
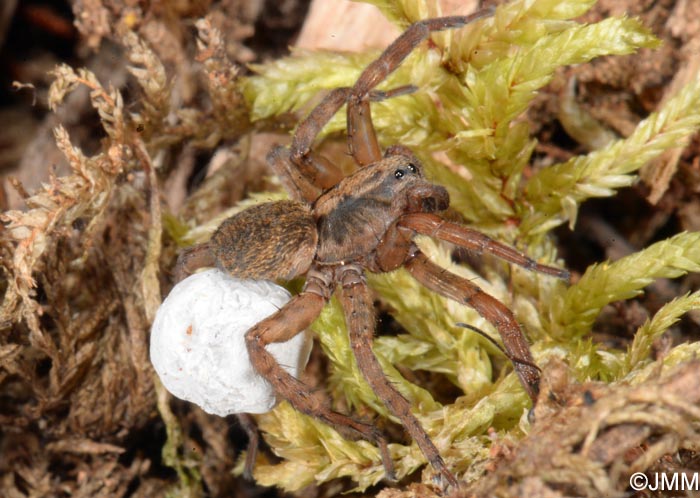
[399,213,571,281]
[347,9,494,167]
[290,85,419,176]
[244,278,396,479]
[173,241,215,282]
[289,87,352,194]
[267,146,323,203]
[455,322,542,372]
[405,250,540,400]
[236,413,260,479]
[272,86,423,203]
[339,266,459,489]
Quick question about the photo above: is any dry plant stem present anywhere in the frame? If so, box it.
[135,139,163,322]
[467,361,700,497]
[339,265,457,488]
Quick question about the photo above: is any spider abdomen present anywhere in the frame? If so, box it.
[211,201,318,280]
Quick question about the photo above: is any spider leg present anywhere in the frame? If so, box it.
[338,266,459,489]
[404,250,540,401]
[268,88,351,202]
[289,87,352,192]
[173,242,215,283]
[236,413,260,480]
[276,86,421,201]
[267,146,323,202]
[399,213,570,281]
[292,86,418,171]
[245,283,396,480]
[347,9,493,166]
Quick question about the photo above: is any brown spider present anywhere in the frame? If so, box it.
[175,9,569,489]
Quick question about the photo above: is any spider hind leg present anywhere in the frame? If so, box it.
[339,266,459,489]
[245,285,397,481]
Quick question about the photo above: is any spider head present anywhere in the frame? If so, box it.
[313,150,449,263]
[378,151,450,215]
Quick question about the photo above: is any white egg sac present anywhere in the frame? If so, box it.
[150,268,313,415]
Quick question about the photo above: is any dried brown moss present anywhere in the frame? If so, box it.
[463,360,700,497]
[0,2,271,496]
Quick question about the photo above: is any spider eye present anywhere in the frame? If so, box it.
[407,163,417,173]
[394,169,405,179]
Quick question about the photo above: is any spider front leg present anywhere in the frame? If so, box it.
[271,86,420,202]
[404,250,541,400]
[267,87,353,203]
[347,9,494,166]
[288,87,352,195]
[399,213,570,281]
[245,275,396,480]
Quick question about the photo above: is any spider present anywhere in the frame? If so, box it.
[175,8,569,489]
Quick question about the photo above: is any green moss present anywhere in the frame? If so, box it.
[233,0,700,492]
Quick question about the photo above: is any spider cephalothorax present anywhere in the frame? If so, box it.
[314,152,448,265]
[176,8,569,489]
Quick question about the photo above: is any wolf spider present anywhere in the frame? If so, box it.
[176,8,569,489]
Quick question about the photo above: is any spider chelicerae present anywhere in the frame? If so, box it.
[176,8,569,488]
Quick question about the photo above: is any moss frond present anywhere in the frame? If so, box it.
[244,50,375,121]
[123,31,170,142]
[454,16,658,152]
[251,402,414,490]
[3,30,254,493]
[155,377,203,496]
[354,0,443,29]
[1,64,130,325]
[194,17,250,142]
[48,64,127,141]
[439,15,659,225]
[550,232,700,341]
[523,78,700,234]
[622,291,700,377]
